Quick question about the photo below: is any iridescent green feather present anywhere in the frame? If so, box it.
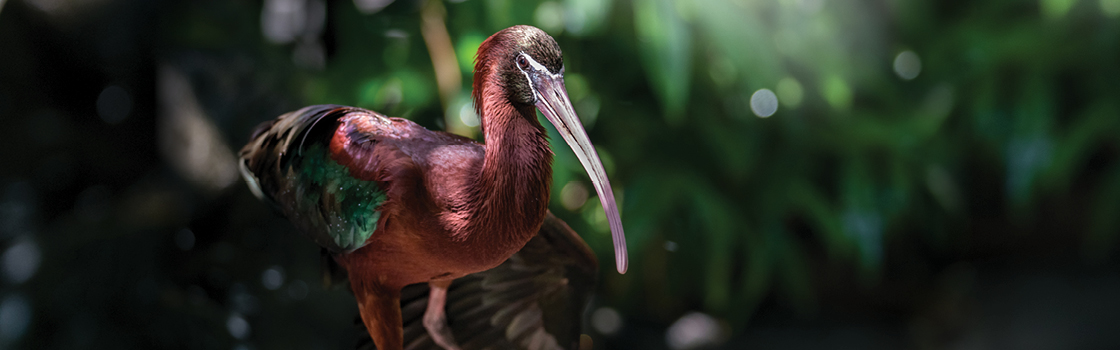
[297,144,386,251]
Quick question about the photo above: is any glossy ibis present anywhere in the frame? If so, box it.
[239,25,626,350]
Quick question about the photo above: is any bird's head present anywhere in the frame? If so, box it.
[473,25,565,111]
[474,25,629,274]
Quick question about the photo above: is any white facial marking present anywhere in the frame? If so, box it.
[517,52,563,100]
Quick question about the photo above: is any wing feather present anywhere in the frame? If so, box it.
[240,105,399,253]
[355,212,598,350]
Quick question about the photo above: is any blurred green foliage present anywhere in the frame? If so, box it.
[224,0,1120,328]
[5,0,1120,347]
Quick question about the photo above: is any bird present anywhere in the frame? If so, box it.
[239,25,626,350]
[353,211,598,350]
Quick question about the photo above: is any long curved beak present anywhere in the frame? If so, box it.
[533,73,628,274]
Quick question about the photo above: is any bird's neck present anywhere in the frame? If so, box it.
[465,89,553,254]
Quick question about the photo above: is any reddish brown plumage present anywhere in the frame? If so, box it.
[319,91,552,347]
[334,27,558,349]
[323,44,554,293]
[240,25,621,350]
[365,27,547,349]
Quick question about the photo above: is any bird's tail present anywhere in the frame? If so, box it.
[238,105,345,205]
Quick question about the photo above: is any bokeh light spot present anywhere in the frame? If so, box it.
[1041,0,1076,19]
[0,294,31,343]
[564,0,610,35]
[776,77,803,108]
[560,181,589,211]
[261,266,285,291]
[96,85,131,124]
[2,238,40,285]
[262,0,304,43]
[458,103,479,127]
[666,312,722,350]
[821,75,852,111]
[227,313,250,340]
[534,2,565,35]
[591,307,622,335]
[1102,0,1120,17]
[893,50,922,80]
[749,89,778,118]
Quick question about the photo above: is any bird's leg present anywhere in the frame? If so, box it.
[423,280,462,350]
[353,284,403,350]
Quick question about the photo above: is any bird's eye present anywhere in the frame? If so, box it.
[516,55,530,69]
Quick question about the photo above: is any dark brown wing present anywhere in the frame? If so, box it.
[355,211,598,350]
[239,105,399,253]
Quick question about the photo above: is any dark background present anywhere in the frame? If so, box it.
[2,0,1120,349]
